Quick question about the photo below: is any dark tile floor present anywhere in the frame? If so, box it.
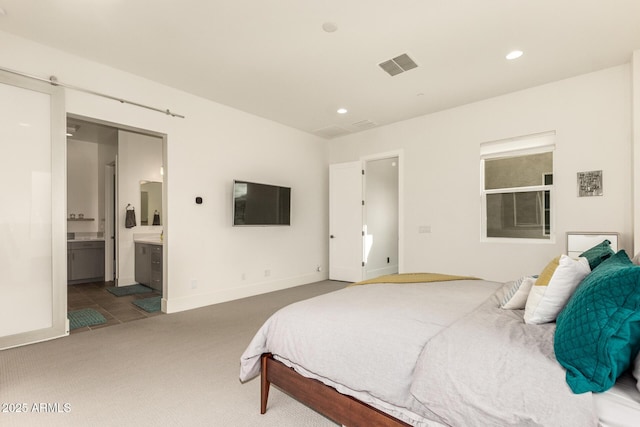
[67,281,163,333]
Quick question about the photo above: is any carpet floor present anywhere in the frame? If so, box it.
[0,280,347,427]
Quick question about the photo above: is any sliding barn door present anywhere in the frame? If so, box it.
[329,161,363,283]
[0,70,67,349]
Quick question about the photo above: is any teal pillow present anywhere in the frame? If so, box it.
[554,250,640,393]
[579,239,614,270]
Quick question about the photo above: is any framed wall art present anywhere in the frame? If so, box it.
[577,170,602,197]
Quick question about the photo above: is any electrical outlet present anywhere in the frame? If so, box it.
[264,269,271,277]
[191,279,198,289]
[241,273,246,280]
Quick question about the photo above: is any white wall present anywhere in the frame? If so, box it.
[633,50,640,252]
[330,65,633,282]
[117,130,163,286]
[97,140,117,235]
[364,157,399,278]
[67,140,99,233]
[67,138,117,238]
[0,30,329,313]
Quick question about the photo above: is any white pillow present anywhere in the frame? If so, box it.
[524,255,591,325]
[633,352,640,393]
[501,276,536,310]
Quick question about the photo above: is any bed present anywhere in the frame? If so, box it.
[240,240,640,426]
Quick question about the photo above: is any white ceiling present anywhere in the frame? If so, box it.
[1,1,640,139]
[67,117,118,145]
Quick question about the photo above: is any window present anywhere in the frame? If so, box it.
[481,132,555,241]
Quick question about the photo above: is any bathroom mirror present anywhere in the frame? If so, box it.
[140,181,162,226]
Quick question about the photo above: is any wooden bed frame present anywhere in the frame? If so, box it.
[260,353,411,427]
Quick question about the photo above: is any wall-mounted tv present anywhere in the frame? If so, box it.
[233,180,291,226]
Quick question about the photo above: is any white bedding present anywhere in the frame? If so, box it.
[240,279,501,425]
[410,287,597,426]
[239,279,602,426]
[594,372,640,427]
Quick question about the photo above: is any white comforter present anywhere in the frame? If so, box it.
[411,287,597,426]
[239,279,598,426]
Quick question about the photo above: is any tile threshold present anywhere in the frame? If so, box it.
[68,281,163,333]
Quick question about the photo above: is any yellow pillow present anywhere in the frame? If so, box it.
[524,255,590,324]
[535,256,560,286]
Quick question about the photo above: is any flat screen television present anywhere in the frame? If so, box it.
[233,180,291,226]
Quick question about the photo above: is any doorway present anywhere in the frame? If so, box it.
[363,156,399,280]
[66,115,167,326]
[329,152,402,282]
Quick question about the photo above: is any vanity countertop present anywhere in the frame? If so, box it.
[67,237,105,242]
[134,238,163,245]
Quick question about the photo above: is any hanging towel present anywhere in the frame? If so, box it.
[125,207,136,228]
[152,210,160,226]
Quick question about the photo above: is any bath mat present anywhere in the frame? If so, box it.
[133,296,161,313]
[68,308,106,330]
[107,284,153,297]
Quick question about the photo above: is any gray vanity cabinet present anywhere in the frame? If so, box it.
[135,242,163,292]
[68,241,105,284]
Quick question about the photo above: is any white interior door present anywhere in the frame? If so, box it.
[329,161,363,282]
[0,71,67,349]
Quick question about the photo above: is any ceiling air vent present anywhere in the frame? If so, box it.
[352,119,377,129]
[313,125,350,139]
[378,53,418,77]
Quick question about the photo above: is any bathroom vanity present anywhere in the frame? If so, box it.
[67,239,105,284]
[135,241,163,292]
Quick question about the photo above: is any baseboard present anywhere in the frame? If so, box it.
[164,272,328,313]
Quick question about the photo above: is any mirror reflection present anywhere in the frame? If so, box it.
[140,181,162,226]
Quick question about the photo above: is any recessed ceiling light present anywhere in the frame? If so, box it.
[322,22,338,33]
[506,50,523,60]
[337,108,348,114]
